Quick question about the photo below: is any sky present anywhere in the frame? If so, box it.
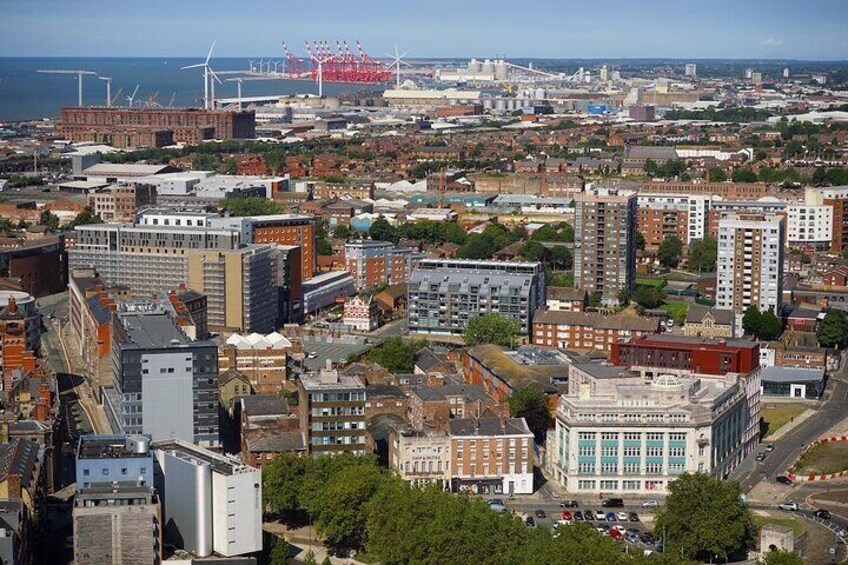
[1,0,847,60]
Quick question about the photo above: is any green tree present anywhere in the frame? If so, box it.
[302,549,318,565]
[758,309,783,340]
[632,286,666,309]
[0,219,13,232]
[761,550,804,565]
[549,246,572,270]
[658,236,684,268]
[365,337,428,373]
[263,453,308,517]
[369,217,397,243]
[588,291,602,308]
[38,209,60,231]
[520,240,547,262]
[463,314,520,347]
[654,473,756,561]
[193,153,218,170]
[219,197,281,216]
[66,206,103,229]
[754,149,769,162]
[224,157,238,175]
[332,224,351,239]
[687,236,718,272]
[316,238,333,256]
[508,387,551,444]
[732,168,758,183]
[320,556,332,565]
[457,233,496,259]
[706,167,727,182]
[643,158,659,177]
[634,231,646,251]
[742,306,762,337]
[817,311,848,348]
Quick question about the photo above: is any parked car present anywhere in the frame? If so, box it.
[596,526,607,534]
[573,510,584,521]
[626,532,640,543]
[628,512,640,522]
[755,452,766,461]
[595,510,607,520]
[560,500,579,508]
[641,499,659,508]
[765,443,775,452]
[606,512,617,522]
[525,516,536,527]
[609,529,624,540]
[583,509,594,521]
[611,525,626,534]
[602,497,624,508]
[814,509,832,519]
[778,501,799,512]
[535,509,546,519]
[489,504,508,513]
[616,512,629,521]
[640,533,656,546]
[307,351,318,359]
[488,499,505,507]
[775,475,794,486]
[560,511,573,522]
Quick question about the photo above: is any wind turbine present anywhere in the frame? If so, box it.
[110,87,123,107]
[36,69,97,106]
[97,76,113,107]
[227,77,245,110]
[248,59,255,72]
[384,45,411,89]
[308,51,336,98]
[126,84,140,107]
[181,41,217,110]
[258,59,265,74]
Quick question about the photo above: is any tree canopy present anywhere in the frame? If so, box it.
[463,314,520,348]
[817,311,848,348]
[508,387,551,444]
[219,197,282,216]
[365,337,429,373]
[657,236,684,268]
[368,217,397,243]
[654,473,757,561]
[742,306,782,340]
[38,209,60,231]
[457,224,522,260]
[687,237,718,273]
[632,286,666,310]
[66,206,104,229]
[760,550,804,565]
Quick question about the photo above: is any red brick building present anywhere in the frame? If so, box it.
[532,310,659,353]
[636,207,689,249]
[611,335,759,375]
[344,240,418,290]
[236,155,268,175]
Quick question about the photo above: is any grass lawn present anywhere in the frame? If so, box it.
[762,404,807,439]
[663,271,699,282]
[754,516,805,537]
[793,441,848,475]
[659,300,688,323]
[635,277,667,288]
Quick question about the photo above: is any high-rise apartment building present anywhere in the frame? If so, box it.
[298,363,367,457]
[573,193,636,305]
[407,259,545,336]
[68,223,279,333]
[805,185,848,251]
[344,239,422,290]
[716,213,785,314]
[103,303,219,448]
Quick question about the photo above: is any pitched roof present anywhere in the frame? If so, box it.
[413,348,448,372]
[0,438,40,488]
[246,431,305,453]
[448,417,532,437]
[547,287,587,302]
[532,309,659,332]
[240,394,290,416]
[684,305,735,325]
[219,369,249,387]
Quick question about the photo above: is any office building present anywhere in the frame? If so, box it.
[103,303,219,448]
[407,259,545,336]
[0,235,67,298]
[344,240,420,290]
[298,363,367,457]
[301,270,356,313]
[73,435,160,565]
[87,184,155,223]
[786,204,832,249]
[68,223,279,333]
[716,213,785,315]
[152,439,262,558]
[573,193,636,306]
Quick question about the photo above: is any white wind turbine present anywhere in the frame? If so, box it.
[384,44,411,89]
[181,41,219,110]
[126,84,140,107]
[309,52,336,98]
[248,59,255,72]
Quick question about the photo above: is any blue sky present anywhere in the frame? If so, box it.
[1,0,847,60]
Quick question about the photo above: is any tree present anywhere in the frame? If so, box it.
[634,231,646,251]
[549,246,572,270]
[369,217,397,243]
[66,206,103,229]
[654,473,757,561]
[643,158,659,177]
[219,197,281,216]
[320,556,332,565]
[365,337,428,373]
[509,387,551,444]
[464,314,520,348]
[263,453,308,517]
[38,209,60,231]
[457,233,496,259]
[758,309,783,341]
[732,168,758,183]
[706,167,727,182]
[520,240,547,262]
[193,153,218,170]
[302,549,318,565]
[588,291,602,308]
[316,238,333,256]
[687,236,718,272]
[657,236,683,268]
[742,306,762,337]
[0,219,13,232]
[761,550,804,565]
[632,286,665,309]
[332,224,351,239]
[817,311,848,348]
[224,157,238,175]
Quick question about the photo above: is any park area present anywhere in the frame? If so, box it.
[793,440,848,476]
[761,404,808,439]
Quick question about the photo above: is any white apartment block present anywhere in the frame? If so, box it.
[716,213,785,315]
[545,363,761,495]
[786,204,832,248]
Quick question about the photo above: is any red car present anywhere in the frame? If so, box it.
[560,511,573,521]
[609,529,624,540]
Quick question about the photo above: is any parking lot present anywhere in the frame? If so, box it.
[301,337,371,371]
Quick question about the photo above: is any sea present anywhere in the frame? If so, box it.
[0,57,385,122]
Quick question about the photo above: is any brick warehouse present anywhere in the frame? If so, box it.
[58,107,256,148]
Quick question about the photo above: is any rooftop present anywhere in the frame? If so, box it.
[533,309,659,332]
[761,366,825,383]
[77,435,151,460]
[448,417,532,437]
[116,311,191,349]
[152,438,256,477]
[240,394,291,416]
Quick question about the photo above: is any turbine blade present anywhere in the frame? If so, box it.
[181,63,205,70]
[205,40,216,65]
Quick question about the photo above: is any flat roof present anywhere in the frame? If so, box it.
[153,438,255,476]
[117,311,190,349]
[761,366,825,383]
[77,435,151,460]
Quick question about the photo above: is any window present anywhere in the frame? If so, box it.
[83,469,90,476]
[601,432,618,441]
[578,480,596,490]
[578,432,596,441]
[623,446,640,457]
[601,446,618,458]
[646,432,664,442]
[623,462,640,474]
[600,480,618,490]
[600,462,618,474]
[623,480,640,490]
[578,445,595,457]
[646,446,663,458]
[645,463,663,474]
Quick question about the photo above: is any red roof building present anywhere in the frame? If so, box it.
[610,335,759,375]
